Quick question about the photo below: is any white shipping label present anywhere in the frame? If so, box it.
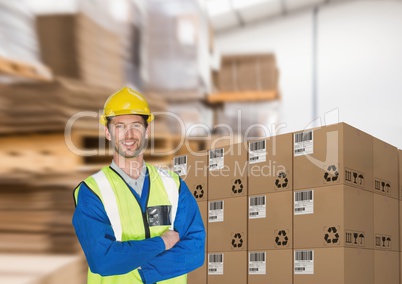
[208,253,224,275]
[249,252,266,275]
[294,131,313,156]
[294,190,314,215]
[249,140,267,164]
[249,196,266,219]
[209,200,224,222]
[209,148,224,171]
[294,250,314,274]
[173,155,187,176]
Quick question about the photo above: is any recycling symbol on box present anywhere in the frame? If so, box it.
[275,230,289,246]
[232,179,244,194]
[275,172,288,189]
[231,233,244,248]
[324,165,339,182]
[193,184,204,199]
[324,226,340,244]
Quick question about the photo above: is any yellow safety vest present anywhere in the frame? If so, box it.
[74,163,187,284]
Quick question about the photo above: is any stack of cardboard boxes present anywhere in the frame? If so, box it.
[173,122,400,284]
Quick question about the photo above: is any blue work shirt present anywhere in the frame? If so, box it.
[72,166,205,283]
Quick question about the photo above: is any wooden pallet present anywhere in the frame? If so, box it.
[0,56,53,81]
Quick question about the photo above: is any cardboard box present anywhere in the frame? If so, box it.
[188,253,207,284]
[374,194,399,251]
[248,133,293,194]
[293,123,373,191]
[293,185,374,249]
[208,143,248,200]
[374,250,399,284]
[293,247,374,284]
[173,152,208,201]
[248,249,292,284]
[208,251,247,284]
[400,200,402,252]
[399,150,402,200]
[248,191,293,250]
[373,137,398,199]
[197,201,208,252]
[208,196,247,252]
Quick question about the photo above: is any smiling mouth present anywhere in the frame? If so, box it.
[122,141,135,146]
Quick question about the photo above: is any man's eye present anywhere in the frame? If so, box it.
[115,124,124,129]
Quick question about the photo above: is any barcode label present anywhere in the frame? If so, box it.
[249,196,266,219]
[209,148,224,170]
[250,196,266,206]
[209,201,223,210]
[250,140,266,151]
[209,254,223,263]
[294,132,313,143]
[173,155,187,176]
[295,191,313,201]
[249,141,267,164]
[208,253,224,275]
[294,250,314,274]
[294,190,314,215]
[250,252,265,262]
[295,251,313,261]
[294,130,313,156]
[209,201,224,222]
[174,155,187,165]
[249,252,266,275]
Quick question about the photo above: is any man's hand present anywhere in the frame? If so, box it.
[161,230,180,250]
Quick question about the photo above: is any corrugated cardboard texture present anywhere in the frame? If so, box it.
[400,200,402,253]
[293,247,374,284]
[373,137,398,199]
[374,250,400,284]
[175,152,208,201]
[208,251,247,284]
[208,143,248,200]
[293,123,373,192]
[398,150,402,200]
[248,249,293,284]
[188,253,207,284]
[197,201,208,252]
[374,194,399,251]
[248,191,293,250]
[248,133,293,194]
[293,185,374,249]
[208,197,247,252]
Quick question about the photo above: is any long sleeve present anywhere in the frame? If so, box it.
[72,183,166,276]
[138,179,206,283]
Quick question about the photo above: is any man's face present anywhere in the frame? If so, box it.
[105,115,149,158]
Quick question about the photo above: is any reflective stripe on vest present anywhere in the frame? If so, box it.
[91,166,179,241]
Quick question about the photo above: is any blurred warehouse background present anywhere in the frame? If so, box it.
[0,0,401,283]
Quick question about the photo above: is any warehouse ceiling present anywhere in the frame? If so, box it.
[204,0,356,32]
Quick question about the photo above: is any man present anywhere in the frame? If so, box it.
[72,87,205,284]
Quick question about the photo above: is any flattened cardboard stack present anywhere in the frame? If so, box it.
[214,54,279,93]
[0,181,82,254]
[212,53,281,138]
[36,13,126,89]
[0,77,112,134]
[0,253,86,284]
[173,122,401,284]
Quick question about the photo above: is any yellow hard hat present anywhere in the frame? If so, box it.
[100,87,154,125]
